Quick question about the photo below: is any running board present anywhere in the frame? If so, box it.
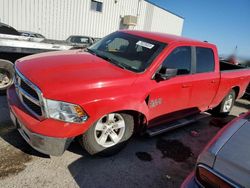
[146,112,210,137]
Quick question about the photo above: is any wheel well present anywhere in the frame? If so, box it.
[116,110,147,133]
[232,86,240,99]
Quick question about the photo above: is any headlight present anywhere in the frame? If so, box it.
[45,99,88,123]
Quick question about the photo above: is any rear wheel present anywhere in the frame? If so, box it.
[210,90,236,117]
[80,113,134,156]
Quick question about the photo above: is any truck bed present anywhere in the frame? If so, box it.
[220,60,247,71]
[212,63,250,106]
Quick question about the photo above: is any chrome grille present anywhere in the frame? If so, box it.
[20,80,39,100]
[15,68,45,120]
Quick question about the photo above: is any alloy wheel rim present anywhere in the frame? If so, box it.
[223,94,233,112]
[0,69,11,89]
[94,113,125,148]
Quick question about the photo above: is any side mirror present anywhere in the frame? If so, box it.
[155,68,177,81]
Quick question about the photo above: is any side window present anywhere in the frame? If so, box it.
[91,0,103,12]
[107,38,129,52]
[196,47,215,73]
[161,46,191,75]
[21,33,29,37]
[79,37,89,43]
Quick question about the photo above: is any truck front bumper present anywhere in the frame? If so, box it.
[16,116,73,156]
[7,86,77,156]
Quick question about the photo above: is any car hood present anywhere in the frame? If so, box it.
[16,50,137,101]
[213,118,250,187]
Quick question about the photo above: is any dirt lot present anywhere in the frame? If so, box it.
[0,94,249,188]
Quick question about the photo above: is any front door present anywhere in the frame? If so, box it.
[148,46,194,126]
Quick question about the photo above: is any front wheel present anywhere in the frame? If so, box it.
[80,113,134,156]
[210,90,236,117]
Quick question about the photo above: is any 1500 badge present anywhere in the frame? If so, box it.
[149,98,162,108]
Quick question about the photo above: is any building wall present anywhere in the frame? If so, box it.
[147,3,184,35]
[0,0,184,40]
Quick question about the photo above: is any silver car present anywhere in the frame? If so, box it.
[181,111,250,188]
[19,30,46,38]
[66,35,94,48]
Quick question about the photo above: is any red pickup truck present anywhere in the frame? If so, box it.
[7,30,250,156]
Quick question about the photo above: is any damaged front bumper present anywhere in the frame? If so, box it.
[7,86,74,156]
[17,119,73,156]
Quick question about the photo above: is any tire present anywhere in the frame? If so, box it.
[0,59,14,92]
[210,90,236,117]
[80,113,134,156]
[244,83,250,100]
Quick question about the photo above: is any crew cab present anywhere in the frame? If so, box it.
[7,30,250,156]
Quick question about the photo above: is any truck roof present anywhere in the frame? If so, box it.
[121,30,215,47]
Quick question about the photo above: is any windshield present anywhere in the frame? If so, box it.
[68,36,89,44]
[88,32,166,72]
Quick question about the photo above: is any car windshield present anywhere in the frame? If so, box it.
[88,32,166,73]
[35,34,45,38]
[69,36,89,44]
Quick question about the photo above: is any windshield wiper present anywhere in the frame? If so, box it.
[86,48,134,71]
[100,55,127,70]
[93,52,128,70]
[86,48,96,55]
[111,61,127,70]
[86,48,114,63]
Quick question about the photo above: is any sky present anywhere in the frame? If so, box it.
[150,0,250,59]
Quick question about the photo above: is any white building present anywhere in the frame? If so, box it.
[0,0,184,40]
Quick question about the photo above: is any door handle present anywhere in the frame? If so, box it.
[182,84,192,88]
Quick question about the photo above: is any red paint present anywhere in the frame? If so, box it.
[8,30,250,138]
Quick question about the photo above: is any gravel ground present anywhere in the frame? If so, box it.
[0,94,249,188]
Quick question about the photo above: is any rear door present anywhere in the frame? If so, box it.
[188,47,220,111]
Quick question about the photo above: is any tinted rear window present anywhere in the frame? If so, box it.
[196,47,215,73]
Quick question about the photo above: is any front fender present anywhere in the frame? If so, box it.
[82,94,150,130]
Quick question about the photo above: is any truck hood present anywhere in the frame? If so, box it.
[213,119,250,186]
[16,50,137,101]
